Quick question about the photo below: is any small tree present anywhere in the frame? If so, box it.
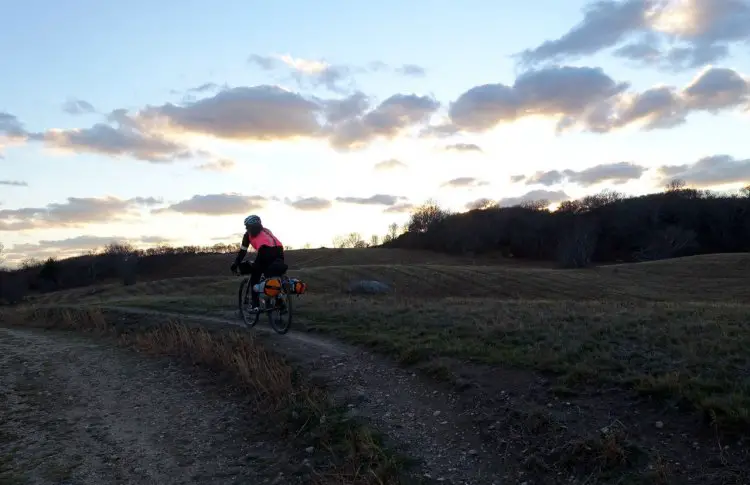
[370,234,380,247]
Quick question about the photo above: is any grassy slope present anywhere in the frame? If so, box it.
[29,251,750,425]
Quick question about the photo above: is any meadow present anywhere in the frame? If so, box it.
[8,247,750,484]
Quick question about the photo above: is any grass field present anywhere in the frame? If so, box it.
[19,249,750,483]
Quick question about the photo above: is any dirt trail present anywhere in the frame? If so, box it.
[104,306,512,484]
[0,326,298,485]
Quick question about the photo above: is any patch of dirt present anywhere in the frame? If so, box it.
[0,326,305,484]
[105,306,750,485]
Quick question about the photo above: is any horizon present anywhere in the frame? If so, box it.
[2,0,750,267]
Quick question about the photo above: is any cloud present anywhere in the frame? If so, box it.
[518,0,750,70]
[196,158,236,172]
[657,154,750,187]
[443,64,750,135]
[510,174,527,183]
[497,189,570,207]
[0,180,28,187]
[188,82,222,94]
[248,54,281,70]
[384,203,414,213]
[582,66,750,132]
[249,54,427,92]
[395,64,427,77]
[5,235,173,264]
[285,197,333,211]
[374,158,408,171]
[248,54,354,93]
[141,85,324,142]
[153,193,266,215]
[465,198,497,210]
[321,92,370,124]
[335,194,407,206]
[441,177,489,188]
[30,109,198,163]
[62,98,96,115]
[329,93,440,150]
[0,196,160,231]
[447,65,628,133]
[444,143,482,152]
[0,112,28,151]
[521,162,646,187]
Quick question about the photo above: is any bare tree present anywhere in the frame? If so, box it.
[407,199,450,233]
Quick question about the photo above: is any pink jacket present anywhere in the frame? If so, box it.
[243,228,283,251]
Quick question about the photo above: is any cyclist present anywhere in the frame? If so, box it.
[230,215,286,311]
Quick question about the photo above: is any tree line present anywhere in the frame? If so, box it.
[385,180,750,268]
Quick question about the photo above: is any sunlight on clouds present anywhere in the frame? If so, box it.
[646,0,700,36]
[278,54,329,74]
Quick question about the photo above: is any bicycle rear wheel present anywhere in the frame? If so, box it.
[238,278,260,328]
[268,292,292,334]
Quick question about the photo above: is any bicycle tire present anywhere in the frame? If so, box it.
[268,278,292,335]
[268,291,292,334]
[238,278,260,328]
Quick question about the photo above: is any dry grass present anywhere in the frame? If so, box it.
[31,253,750,429]
[0,307,412,485]
[298,296,750,427]
[27,253,750,308]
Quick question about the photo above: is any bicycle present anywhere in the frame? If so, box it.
[235,271,294,334]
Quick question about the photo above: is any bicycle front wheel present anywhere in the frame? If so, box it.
[238,279,260,329]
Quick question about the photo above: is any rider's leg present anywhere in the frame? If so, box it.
[249,262,262,308]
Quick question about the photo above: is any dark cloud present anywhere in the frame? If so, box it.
[497,189,569,207]
[285,197,332,211]
[657,155,750,187]
[335,194,407,206]
[395,64,427,77]
[0,180,28,187]
[329,93,440,150]
[0,196,159,231]
[510,174,527,183]
[153,193,266,215]
[62,98,96,115]
[441,177,489,188]
[447,66,628,133]
[196,158,236,172]
[374,159,408,171]
[523,162,646,187]
[444,143,482,152]
[518,0,750,71]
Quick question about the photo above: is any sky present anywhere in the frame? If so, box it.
[2,0,750,266]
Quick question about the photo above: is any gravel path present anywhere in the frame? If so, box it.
[105,306,511,484]
[0,326,295,485]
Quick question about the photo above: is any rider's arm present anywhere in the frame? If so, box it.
[234,233,250,266]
